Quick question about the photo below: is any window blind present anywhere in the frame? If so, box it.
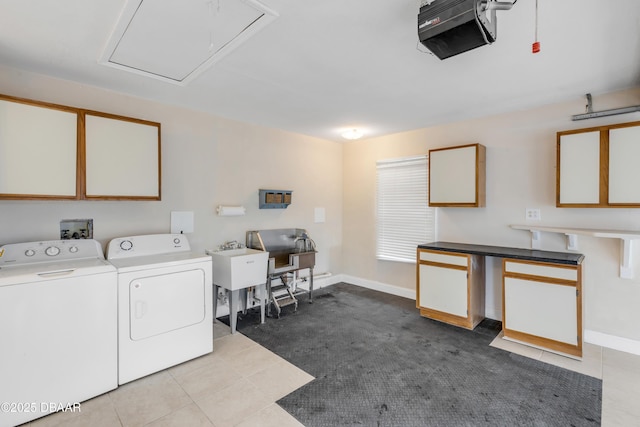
[376,155,435,263]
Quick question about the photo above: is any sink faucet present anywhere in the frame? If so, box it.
[219,240,245,251]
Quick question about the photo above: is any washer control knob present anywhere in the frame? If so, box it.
[25,249,36,257]
[120,240,133,251]
[45,246,60,257]
[69,246,79,254]
[173,237,181,245]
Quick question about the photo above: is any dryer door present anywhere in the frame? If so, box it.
[129,268,206,340]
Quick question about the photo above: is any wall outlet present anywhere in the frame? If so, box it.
[525,208,541,221]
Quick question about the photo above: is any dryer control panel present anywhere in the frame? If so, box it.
[106,234,191,259]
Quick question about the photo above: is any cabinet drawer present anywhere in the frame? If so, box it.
[504,260,577,282]
[419,250,468,267]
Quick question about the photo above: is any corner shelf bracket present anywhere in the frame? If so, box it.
[511,224,640,279]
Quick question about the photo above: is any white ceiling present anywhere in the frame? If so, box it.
[1,0,639,142]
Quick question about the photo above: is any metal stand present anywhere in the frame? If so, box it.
[266,268,314,318]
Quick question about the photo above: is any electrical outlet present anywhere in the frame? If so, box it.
[525,208,541,221]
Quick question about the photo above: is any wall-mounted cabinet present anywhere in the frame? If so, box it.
[0,98,79,199]
[0,94,161,201]
[557,121,640,207]
[429,143,486,207]
[259,189,292,209]
[85,113,160,199]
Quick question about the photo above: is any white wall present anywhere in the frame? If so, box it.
[343,87,640,345]
[3,64,640,350]
[0,66,344,276]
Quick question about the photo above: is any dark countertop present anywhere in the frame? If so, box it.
[418,241,584,265]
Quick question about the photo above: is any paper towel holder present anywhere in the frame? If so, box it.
[216,205,246,216]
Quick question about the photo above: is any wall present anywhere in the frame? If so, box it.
[3,64,640,350]
[343,87,640,347]
[0,66,343,277]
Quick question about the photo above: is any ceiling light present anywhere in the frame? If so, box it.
[342,129,363,140]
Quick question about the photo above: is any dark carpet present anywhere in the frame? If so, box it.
[227,282,602,427]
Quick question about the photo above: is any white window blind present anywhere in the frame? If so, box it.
[376,155,435,263]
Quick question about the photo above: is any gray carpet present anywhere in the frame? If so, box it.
[229,282,602,426]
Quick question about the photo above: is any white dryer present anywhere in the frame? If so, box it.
[0,239,117,427]
[106,234,212,385]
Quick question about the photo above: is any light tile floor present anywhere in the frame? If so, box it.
[23,323,640,426]
[26,321,313,427]
[491,332,640,427]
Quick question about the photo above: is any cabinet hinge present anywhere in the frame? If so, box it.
[576,289,579,297]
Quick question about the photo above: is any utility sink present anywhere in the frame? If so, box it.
[207,248,269,291]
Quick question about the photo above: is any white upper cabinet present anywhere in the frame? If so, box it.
[85,114,160,199]
[608,125,640,204]
[0,94,161,201]
[557,130,600,205]
[557,121,640,208]
[429,143,486,207]
[0,98,78,198]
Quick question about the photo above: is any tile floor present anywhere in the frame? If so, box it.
[26,321,313,427]
[491,333,640,427]
[23,322,640,427]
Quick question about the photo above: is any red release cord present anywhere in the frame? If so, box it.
[532,0,540,53]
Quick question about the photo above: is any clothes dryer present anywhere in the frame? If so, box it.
[106,234,213,385]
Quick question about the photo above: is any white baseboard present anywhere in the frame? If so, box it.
[338,274,416,300]
[215,275,640,357]
[335,278,640,356]
[584,329,640,356]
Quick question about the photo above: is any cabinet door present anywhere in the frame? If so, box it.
[429,144,485,207]
[0,98,78,198]
[609,125,640,204]
[504,277,577,345]
[417,250,477,329]
[502,259,581,357]
[419,263,468,317]
[557,131,601,206]
[85,113,161,199]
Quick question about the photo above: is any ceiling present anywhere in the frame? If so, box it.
[1,0,639,142]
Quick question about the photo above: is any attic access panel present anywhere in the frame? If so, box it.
[100,0,278,85]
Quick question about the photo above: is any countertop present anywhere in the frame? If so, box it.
[418,241,584,265]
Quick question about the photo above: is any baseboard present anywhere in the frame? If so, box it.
[217,273,640,357]
[584,329,640,356]
[339,274,416,300]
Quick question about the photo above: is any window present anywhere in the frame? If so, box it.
[376,155,436,263]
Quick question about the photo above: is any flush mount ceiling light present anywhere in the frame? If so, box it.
[341,129,364,140]
[99,0,278,85]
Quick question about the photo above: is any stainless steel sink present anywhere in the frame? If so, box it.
[246,228,317,316]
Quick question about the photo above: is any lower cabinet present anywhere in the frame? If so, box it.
[416,249,485,330]
[502,259,582,357]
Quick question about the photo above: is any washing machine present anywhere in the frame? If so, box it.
[106,234,213,385]
[0,239,117,427]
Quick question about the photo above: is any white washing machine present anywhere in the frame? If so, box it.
[0,239,117,427]
[106,234,213,385]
